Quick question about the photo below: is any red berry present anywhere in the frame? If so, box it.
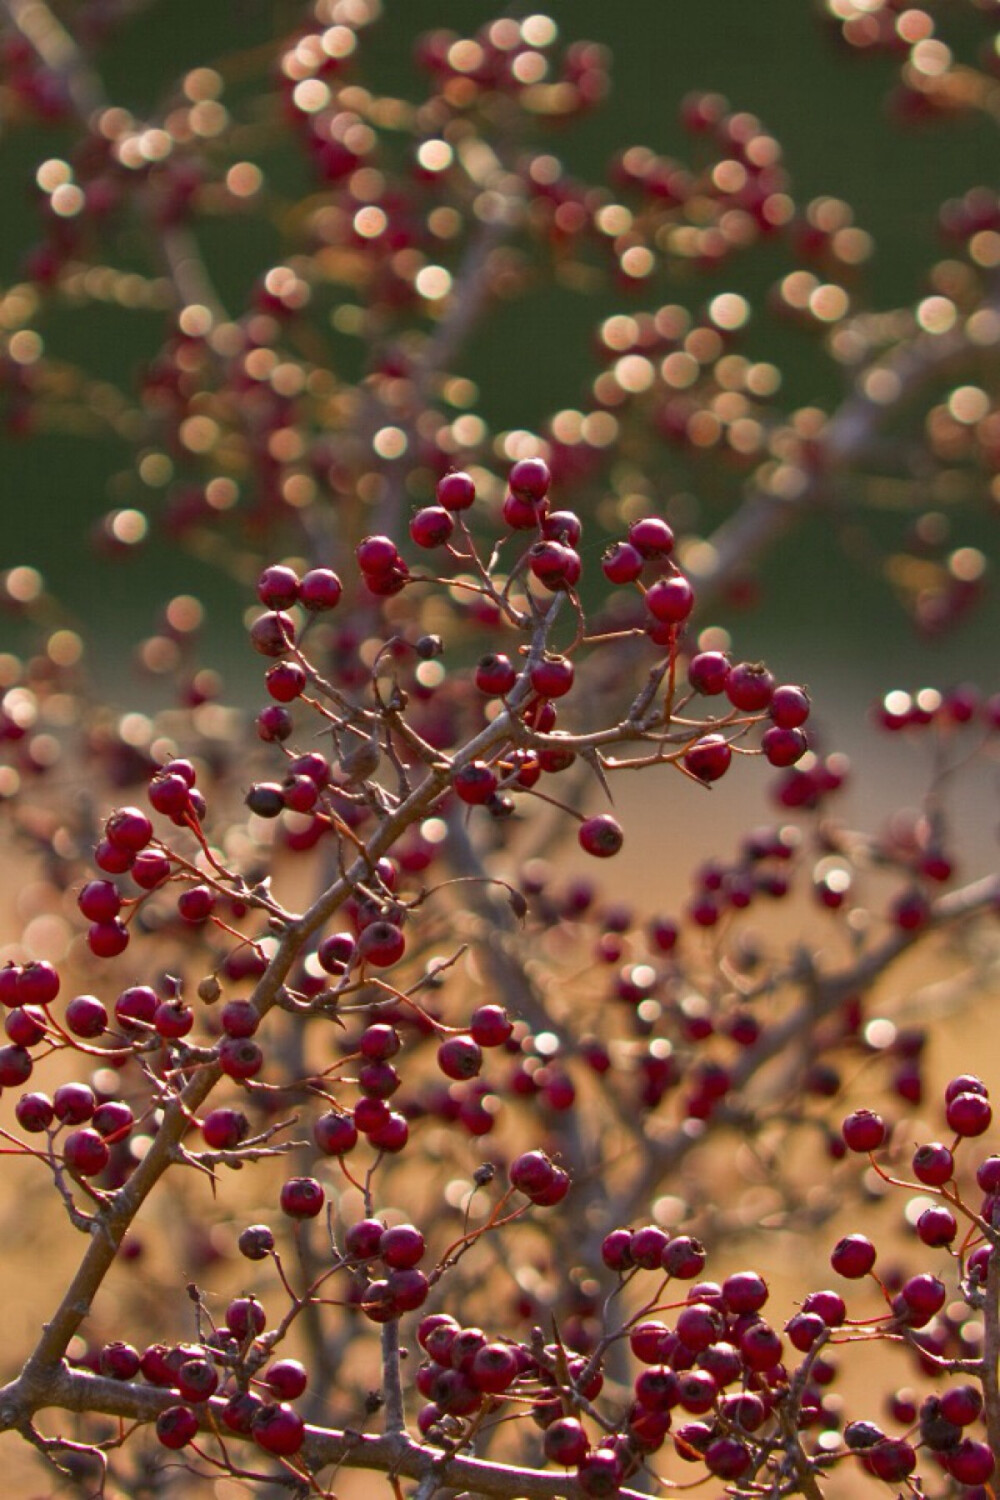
[410,506,454,548]
[105,807,153,852]
[830,1234,876,1278]
[509,456,550,500]
[687,651,730,695]
[683,734,732,783]
[299,568,342,610]
[769,684,810,728]
[265,1359,308,1400]
[437,1035,483,1079]
[645,574,694,624]
[252,1403,305,1457]
[529,655,574,698]
[578,814,624,858]
[841,1108,885,1152]
[358,921,405,968]
[280,1176,325,1219]
[313,1112,358,1156]
[628,516,674,558]
[725,662,774,712]
[602,540,643,584]
[453,761,498,805]
[436,470,476,511]
[947,1090,992,1136]
[156,1405,199,1449]
[912,1141,954,1186]
[77,880,121,923]
[257,565,299,609]
[63,1127,109,1177]
[543,1416,589,1466]
[761,725,808,767]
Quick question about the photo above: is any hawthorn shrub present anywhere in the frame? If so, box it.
[1,3,1000,1498]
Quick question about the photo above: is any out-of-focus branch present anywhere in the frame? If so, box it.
[599,869,1000,1247]
[2,0,103,115]
[693,296,1000,611]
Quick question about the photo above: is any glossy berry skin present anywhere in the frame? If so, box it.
[105,807,153,852]
[508,456,550,500]
[687,651,730,695]
[63,1128,109,1177]
[177,1358,219,1403]
[201,1108,249,1150]
[226,1297,266,1340]
[663,1235,707,1279]
[629,516,674,558]
[916,1204,957,1246]
[645,574,694,624]
[100,1342,141,1380]
[912,1141,954,1186]
[16,1092,54,1132]
[725,663,774,712]
[379,1224,425,1269]
[222,1392,264,1435]
[252,1403,305,1457]
[410,506,454,548]
[345,1219,385,1260]
[280,1177,325,1219]
[436,470,476,510]
[578,814,624,858]
[265,1360,308,1400]
[299,568,342,610]
[683,735,731,782]
[156,1405,199,1449]
[77,880,121,922]
[940,1385,984,1426]
[946,1090,992,1136]
[945,1073,987,1101]
[529,655,574,699]
[475,654,517,696]
[219,1039,264,1080]
[257,565,299,608]
[946,1439,996,1484]
[453,762,498,805]
[509,1150,557,1198]
[830,1234,876,1278]
[65,994,108,1039]
[769,684,810,727]
[841,1109,885,1152]
[317,932,355,974]
[576,1449,623,1496]
[761,726,808,767]
[53,1083,95,1124]
[544,1416,589,1466]
[437,1036,483,1080]
[866,1439,916,1482]
[468,1343,518,1393]
[357,922,405,968]
[356,534,399,575]
[722,1270,768,1314]
[469,1004,513,1046]
[313,1112,358,1156]
[705,1437,751,1480]
[602,540,643,584]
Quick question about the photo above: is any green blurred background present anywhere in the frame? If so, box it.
[1,0,998,701]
